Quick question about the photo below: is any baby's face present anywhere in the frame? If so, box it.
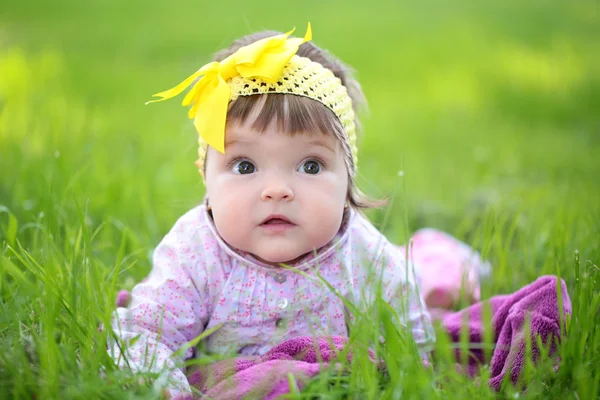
[204,119,349,265]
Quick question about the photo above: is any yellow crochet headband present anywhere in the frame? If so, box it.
[147,24,357,174]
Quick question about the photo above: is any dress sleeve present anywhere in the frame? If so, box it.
[380,244,436,357]
[110,221,210,396]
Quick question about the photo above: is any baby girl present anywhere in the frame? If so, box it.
[111,24,485,396]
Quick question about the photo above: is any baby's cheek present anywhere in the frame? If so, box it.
[212,199,249,248]
[218,215,245,242]
[306,199,344,245]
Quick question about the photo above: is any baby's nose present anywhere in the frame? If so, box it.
[260,179,294,202]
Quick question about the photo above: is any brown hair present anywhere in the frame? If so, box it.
[211,31,384,210]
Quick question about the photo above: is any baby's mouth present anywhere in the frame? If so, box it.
[260,215,295,230]
[265,218,289,225]
[263,218,290,225]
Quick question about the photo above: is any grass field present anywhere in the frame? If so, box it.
[1,0,599,398]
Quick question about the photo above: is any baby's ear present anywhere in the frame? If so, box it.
[195,159,206,181]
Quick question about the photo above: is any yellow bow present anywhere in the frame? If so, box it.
[146,23,312,153]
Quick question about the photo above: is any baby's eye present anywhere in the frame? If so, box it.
[298,160,322,175]
[232,160,256,175]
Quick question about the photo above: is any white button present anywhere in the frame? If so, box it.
[276,298,288,309]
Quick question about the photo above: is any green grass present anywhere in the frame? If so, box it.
[1,0,599,398]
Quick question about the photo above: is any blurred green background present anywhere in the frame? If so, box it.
[1,1,599,397]
[1,0,599,288]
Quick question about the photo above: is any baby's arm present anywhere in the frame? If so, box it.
[110,222,209,396]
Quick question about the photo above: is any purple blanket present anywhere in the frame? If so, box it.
[168,275,570,399]
[441,275,571,390]
[184,336,348,399]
